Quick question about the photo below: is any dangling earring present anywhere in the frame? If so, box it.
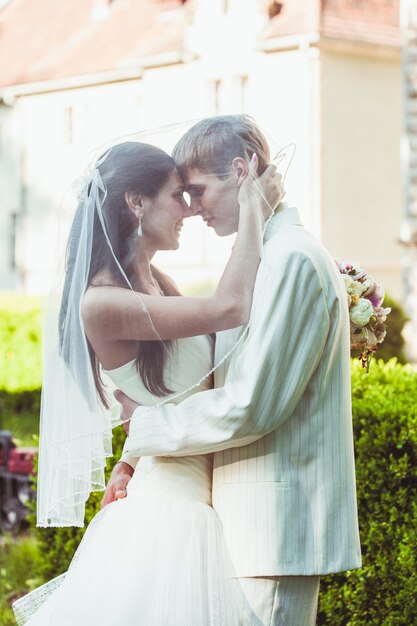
[137,215,143,237]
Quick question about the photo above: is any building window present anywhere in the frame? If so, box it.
[63,104,90,145]
[63,106,74,144]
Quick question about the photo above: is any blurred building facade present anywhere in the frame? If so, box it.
[0,1,404,308]
[401,0,417,361]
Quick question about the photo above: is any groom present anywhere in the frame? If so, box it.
[103,115,362,625]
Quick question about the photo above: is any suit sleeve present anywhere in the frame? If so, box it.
[124,250,330,457]
[119,444,139,470]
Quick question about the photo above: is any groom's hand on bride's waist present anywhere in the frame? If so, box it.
[100,461,134,509]
[100,390,141,509]
[114,389,142,437]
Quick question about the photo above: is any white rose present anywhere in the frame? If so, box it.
[361,277,373,295]
[343,275,365,297]
[350,298,374,327]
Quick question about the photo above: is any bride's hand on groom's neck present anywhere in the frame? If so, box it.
[238,159,285,222]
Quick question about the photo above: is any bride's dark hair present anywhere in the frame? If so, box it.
[60,141,180,407]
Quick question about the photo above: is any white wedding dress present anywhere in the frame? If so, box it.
[13,336,262,626]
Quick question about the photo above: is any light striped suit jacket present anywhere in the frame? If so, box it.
[122,204,362,577]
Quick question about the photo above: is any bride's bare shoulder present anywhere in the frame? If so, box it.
[81,278,126,330]
[81,282,142,365]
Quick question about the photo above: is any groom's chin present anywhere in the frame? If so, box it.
[212,223,236,237]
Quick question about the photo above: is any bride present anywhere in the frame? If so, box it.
[13,139,281,625]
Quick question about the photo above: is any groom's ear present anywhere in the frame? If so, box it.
[231,157,249,187]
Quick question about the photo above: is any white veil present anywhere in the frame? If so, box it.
[36,116,293,528]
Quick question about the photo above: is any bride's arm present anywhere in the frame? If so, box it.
[82,162,283,342]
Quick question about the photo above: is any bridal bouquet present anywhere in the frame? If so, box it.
[336,260,391,371]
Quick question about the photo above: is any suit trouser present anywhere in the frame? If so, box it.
[239,576,320,626]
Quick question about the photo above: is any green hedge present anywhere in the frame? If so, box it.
[21,359,417,626]
[0,295,42,392]
[1,361,417,623]
[318,359,417,625]
[0,390,40,446]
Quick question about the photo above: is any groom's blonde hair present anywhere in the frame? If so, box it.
[172,115,270,179]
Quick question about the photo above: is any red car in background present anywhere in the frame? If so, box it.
[0,431,37,532]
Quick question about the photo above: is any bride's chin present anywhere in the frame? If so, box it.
[167,238,180,251]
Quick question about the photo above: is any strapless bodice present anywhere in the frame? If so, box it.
[103,335,214,406]
[103,335,215,505]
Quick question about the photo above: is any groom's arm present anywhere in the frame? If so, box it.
[119,448,139,470]
[124,249,330,457]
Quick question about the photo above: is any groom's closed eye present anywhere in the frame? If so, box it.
[187,185,205,198]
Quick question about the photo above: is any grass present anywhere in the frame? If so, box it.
[0,534,42,626]
[0,407,40,624]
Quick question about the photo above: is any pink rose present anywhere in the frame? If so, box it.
[365,283,385,308]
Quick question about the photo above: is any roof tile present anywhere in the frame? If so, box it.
[263,0,400,47]
[0,0,401,89]
[0,0,189,88]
